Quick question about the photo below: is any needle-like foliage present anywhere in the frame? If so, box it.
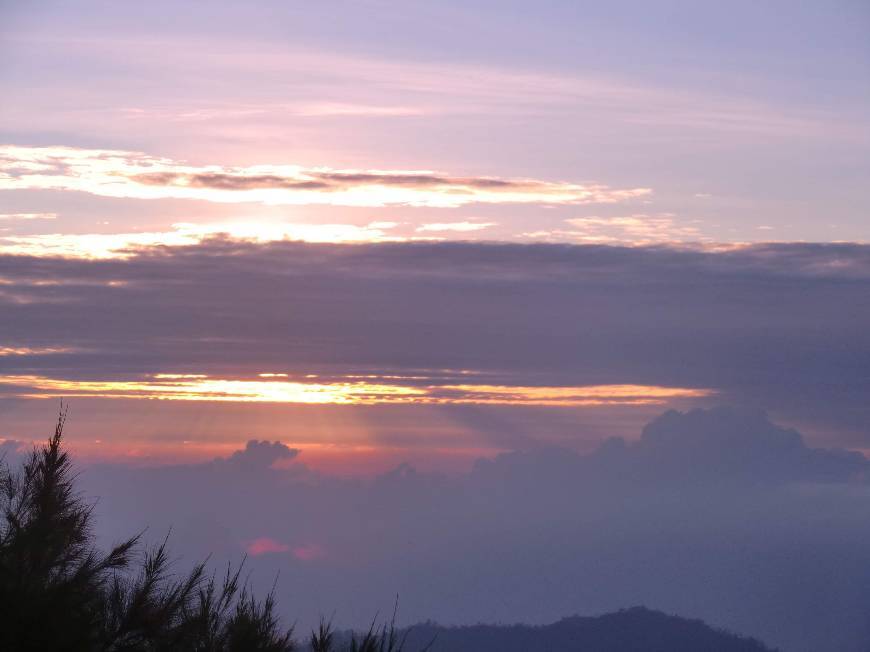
[0,407,295,652]
[310,599,434,652]
[0,408,428,652]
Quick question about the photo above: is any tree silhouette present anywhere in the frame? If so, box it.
[0,408,413,652]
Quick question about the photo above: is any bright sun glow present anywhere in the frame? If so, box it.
[0,374,713,406]
[0,145,651,209]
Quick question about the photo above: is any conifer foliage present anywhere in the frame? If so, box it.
[0,408,410,652]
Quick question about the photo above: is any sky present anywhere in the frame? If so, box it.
[1,2,870,648]
[1,0,868,470]
[6,405,870,651]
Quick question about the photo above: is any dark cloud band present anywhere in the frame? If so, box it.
[1,241,868,444]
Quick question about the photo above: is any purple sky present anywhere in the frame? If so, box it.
[0,1,869,467]
[2,3,870,649]
[1,0,868,252]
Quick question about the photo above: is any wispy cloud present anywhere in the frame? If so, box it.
[0,145,651,208]
[522,214,704,245]
[416,221,496,233]
[291,543,327,562]
[0,212,57,221]
[0,221,402,258]
[10,35,855,140]
[0,346,72,356]
[120,102,427,122]
[245,537,290,556]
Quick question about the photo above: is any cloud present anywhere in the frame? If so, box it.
[218,440,301,470]
[0,240,868,449]
[416,222,496,233]
[0,439,28,468]
[132,172,332,191]
[0,373,711,407]
[7,34,855,144]
[292,543,326,561]
[117,97,422,123]
[0,221,403,258]
[0,145,651,208]
[293,103,425,118]
[522,214,705,245]
[0,346,72,356]
[124,102,426,122]
[632,407,868,484]
[76,407,870,652]
[245,537,291,556]
[474,407,867,487]
[0,213,57,221]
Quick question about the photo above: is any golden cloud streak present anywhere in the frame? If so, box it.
[0,375,425,404]
[434,383,712,406]
[0,346,73,356]
[0,145,651,209]
[0,221,402,259]
[0,374,712,406]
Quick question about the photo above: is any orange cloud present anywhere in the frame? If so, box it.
[0,373,713,406]
[245,537,290,556]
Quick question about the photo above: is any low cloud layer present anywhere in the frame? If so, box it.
[1,240,868,454]
[70,407,870,652]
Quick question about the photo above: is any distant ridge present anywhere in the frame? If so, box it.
[364,607,777,652]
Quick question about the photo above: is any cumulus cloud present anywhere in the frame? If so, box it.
[0,145,651,208]
[474,407,868,487]
[76,407,870,652]
[217,440,301,471]
[634,407,869,483]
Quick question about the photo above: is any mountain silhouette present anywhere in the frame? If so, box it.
[384,607,776,652]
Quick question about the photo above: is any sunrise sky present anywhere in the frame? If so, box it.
[1,1,868,473]
[4,4,870,650]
